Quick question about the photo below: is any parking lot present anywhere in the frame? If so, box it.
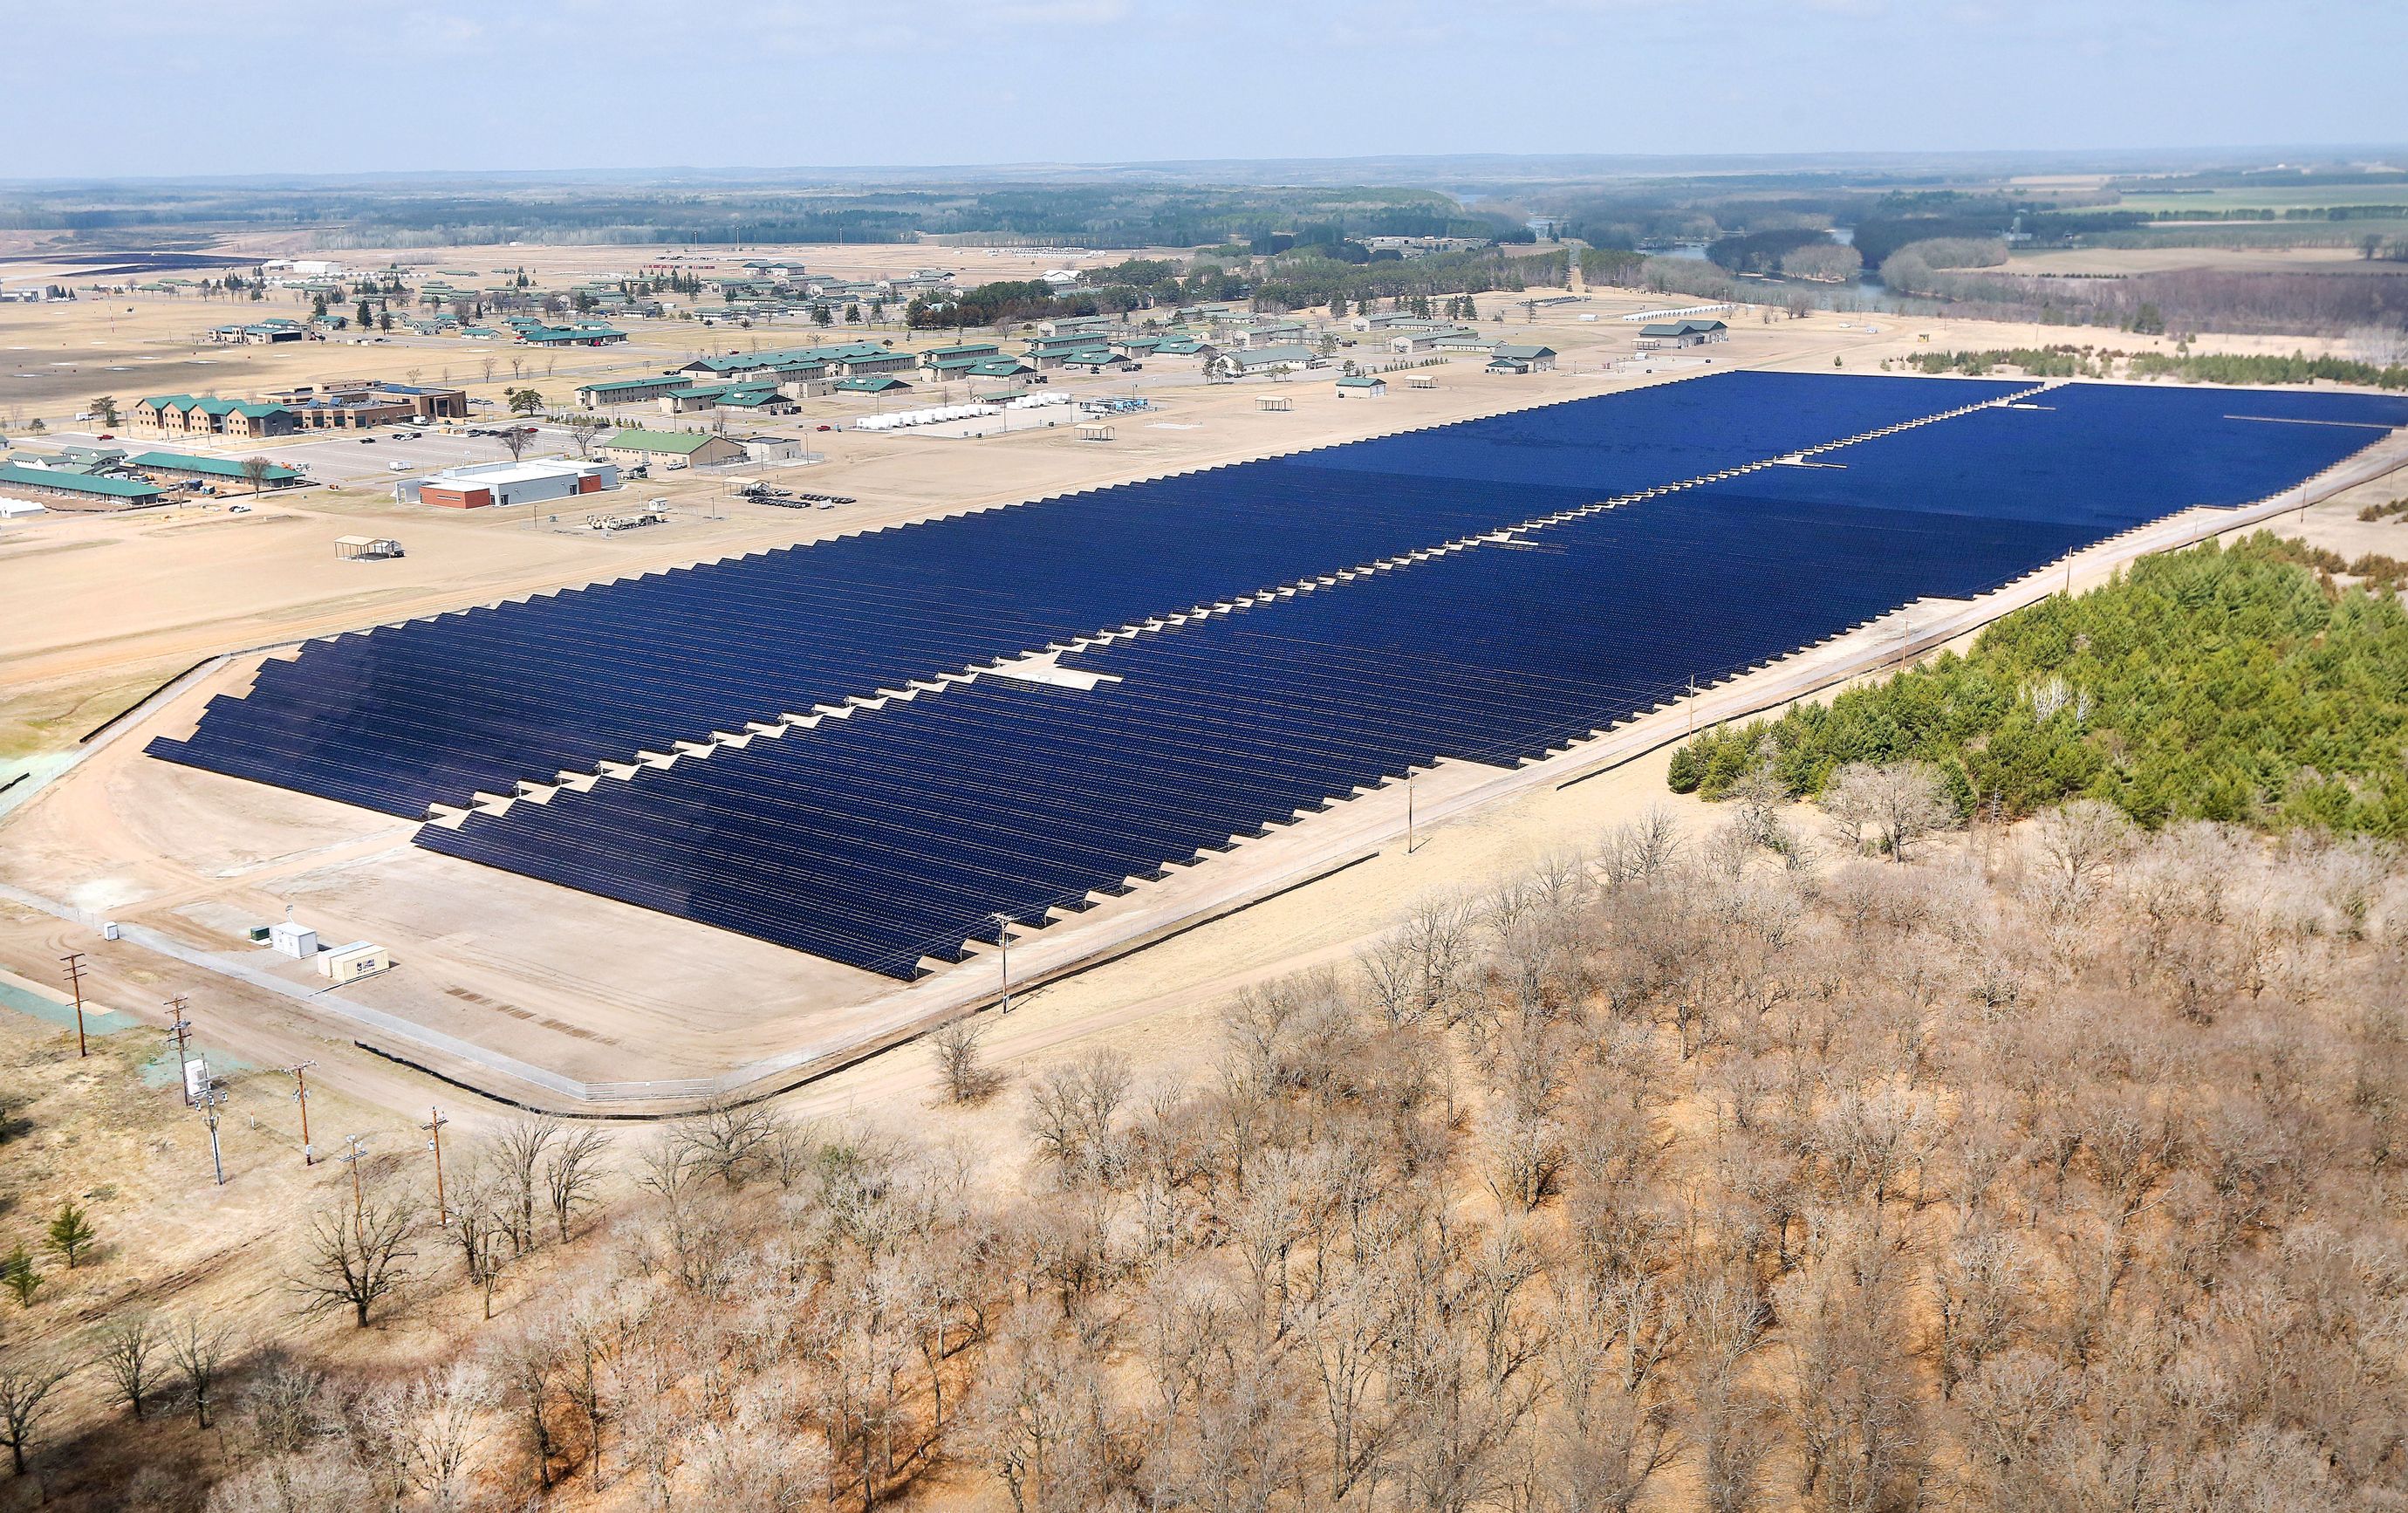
[277,423,581,485]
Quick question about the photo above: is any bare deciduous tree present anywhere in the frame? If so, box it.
[1822,760,1959,863]
[930,1015,1002,1104]
[291,1197,419,1328]
[0,1359,71,1476]
[544,1126,612,1243]
[163,1313,235,1431]
[391,1364,493,1513]
[92,1311,161,1420]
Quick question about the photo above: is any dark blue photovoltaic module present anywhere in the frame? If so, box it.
[150,373,2408,976]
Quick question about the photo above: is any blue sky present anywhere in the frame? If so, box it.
[8,0,2405,178]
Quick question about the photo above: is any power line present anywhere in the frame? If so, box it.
[990,913,1013,1012]
[283,1062,318,1167]
[421,1108,450,1227]
[58,953,89,1058]
[195,1076,229,1187]
[339,1134,372,1217]
[161,998,194,1107]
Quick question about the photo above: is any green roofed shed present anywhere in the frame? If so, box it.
[0,464,167,502]
[129,451,301,483]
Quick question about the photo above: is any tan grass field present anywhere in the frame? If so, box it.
[2007,243,2408,277]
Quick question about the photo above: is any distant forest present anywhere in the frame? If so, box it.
[12,161,2408,337]
[0,182,1524,252]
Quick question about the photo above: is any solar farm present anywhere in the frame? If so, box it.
[147,373,2408,982]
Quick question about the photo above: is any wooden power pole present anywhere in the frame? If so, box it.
[161,998,194,1106]
[339,1135,371,1217]
[421,1108,450,1226]
[58,953,89,1058]
[284,1062,318,1166]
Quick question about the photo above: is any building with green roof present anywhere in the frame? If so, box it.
[0,463,168,508]
[1487,344,1558,373]
[133,394,298,440]
[575,375,697,407]
[127,452,302,487]
[518,324,627,347]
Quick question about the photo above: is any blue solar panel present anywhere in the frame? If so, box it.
[412,378,2405,977]
[148,371,2024,814]
[1686,383,2408,531]
[147,373,2405,976]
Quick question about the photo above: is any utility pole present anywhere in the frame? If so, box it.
[196,1077,228,1186]
[162,998,195,1106]
[284,1062,318,1166]
[58,952,89,1058]
[992,912,1013,1012]
[1406,773,1419,855]
[421,1108,450,1226]
[340,1134,371,1217]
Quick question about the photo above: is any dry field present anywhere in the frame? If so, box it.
[2006,243,2408,277]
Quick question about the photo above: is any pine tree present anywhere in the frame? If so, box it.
[1,1245,39,1308]
[44,1204,94,1270]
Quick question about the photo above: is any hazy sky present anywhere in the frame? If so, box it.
[9,0,2405,179]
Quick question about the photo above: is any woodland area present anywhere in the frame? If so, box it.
[1673,537,2408,836]
[6,764,2408,1510]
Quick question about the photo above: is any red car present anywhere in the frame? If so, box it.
[96,433,114,441]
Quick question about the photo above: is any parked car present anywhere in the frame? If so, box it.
[359,436,377,444]
[229,503,253,514]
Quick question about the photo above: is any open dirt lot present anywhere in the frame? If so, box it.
[5,239,2403,1132]
[2008,243,2408,277]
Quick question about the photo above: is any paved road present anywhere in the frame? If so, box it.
[277,424,578,485]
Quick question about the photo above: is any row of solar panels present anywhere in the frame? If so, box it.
[148,373,2032,815]
[413,380,2408,976]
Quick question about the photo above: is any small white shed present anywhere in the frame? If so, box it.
[269,921,318,959]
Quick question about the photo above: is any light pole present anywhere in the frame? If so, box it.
[993,912,1013,1012]
[1406,773,1419,855]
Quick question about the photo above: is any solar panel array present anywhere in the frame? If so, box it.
[148,373,2021,817]
[419,480,2110,976]
[154,373,2405,979]
[1683,383,2408,533]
